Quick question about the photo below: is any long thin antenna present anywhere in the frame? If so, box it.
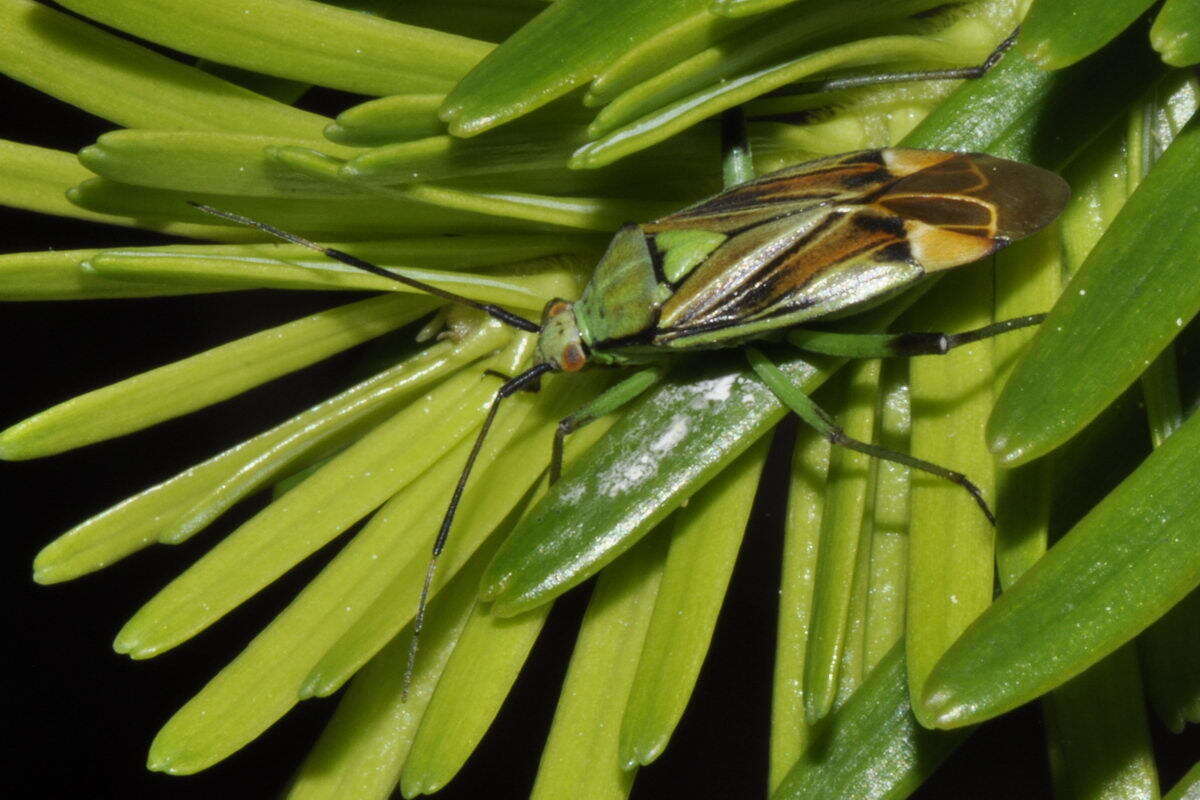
[188,202,541,333]
[403,362,553,698]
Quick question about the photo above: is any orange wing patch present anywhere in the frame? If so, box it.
[881,148,957,177]
[904,220,998,271]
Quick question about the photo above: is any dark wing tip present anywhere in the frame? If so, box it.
[976,156,1071,243]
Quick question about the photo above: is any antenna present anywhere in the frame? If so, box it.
[188,202,555,698]
[188,202,542,333]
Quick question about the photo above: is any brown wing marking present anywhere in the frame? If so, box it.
[658,207,908,332]
[655,213,833,329]
[643,150,899,235]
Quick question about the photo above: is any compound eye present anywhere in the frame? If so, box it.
[561,343,586,372]
[542,299,570,323]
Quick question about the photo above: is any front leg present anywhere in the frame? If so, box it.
[746,347,995,524]
[550,366,668,484]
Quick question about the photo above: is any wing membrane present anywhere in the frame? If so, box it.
[877,152,1070,270]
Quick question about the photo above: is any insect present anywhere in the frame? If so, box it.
[194,142,1069,690]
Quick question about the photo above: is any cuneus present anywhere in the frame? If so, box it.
[193,65,1069,696]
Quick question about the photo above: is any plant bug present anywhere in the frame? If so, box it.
[189,26,1065,693]
[192,137,1068,691]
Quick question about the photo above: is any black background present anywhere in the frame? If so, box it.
[4,18,1199,798]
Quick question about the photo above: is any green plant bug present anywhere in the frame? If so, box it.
[193,135,1070,691]
[183,28,1056,693]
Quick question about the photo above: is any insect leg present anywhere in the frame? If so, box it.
[404,362,554,698]
[483,368,543,391]
[746,347,995,525]
[550,366,668,484]
[788,314,1046,358]
[759,27,1019,101]
[721,107,755,188]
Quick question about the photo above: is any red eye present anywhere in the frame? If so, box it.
[561,344,586,372]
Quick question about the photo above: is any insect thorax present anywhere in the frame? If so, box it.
[572,224,665,353]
